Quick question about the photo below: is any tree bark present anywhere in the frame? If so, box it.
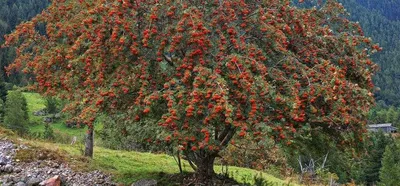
[194,153,216,184]
[84,127,94,158]
[189,125,236,184]
[177,150,183,174]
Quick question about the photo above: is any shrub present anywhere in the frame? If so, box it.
[221,137,289,177]
[45,96,59,114]
[0,99,4,122]
[43,123,55,140]
[0,82,8,102]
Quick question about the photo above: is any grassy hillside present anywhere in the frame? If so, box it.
[22,92,86,137]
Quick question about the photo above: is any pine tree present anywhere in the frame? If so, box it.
[3,91,28,135]
[379,144,400,186]
[363,131,392,184]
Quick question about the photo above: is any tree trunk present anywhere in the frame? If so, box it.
[84,127,94,158]
[177,150,183,174]
[195,154,216,183]
[189,125,236,184]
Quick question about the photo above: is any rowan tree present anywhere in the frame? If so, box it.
[3,0,378,182]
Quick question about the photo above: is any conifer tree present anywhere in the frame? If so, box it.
[379,143,400,186]
[3,91,28,135]
[363,131,391,184]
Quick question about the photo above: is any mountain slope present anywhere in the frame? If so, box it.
[338,0,400,106]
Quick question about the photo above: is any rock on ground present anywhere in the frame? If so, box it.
[0,140,116,186]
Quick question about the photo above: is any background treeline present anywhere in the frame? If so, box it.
[354,0,400,21]
[368,105,400,127]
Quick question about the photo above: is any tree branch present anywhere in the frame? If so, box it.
[163,54,175,67]
[219,126,236,149]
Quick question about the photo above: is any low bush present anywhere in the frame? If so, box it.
[43,123,55,140]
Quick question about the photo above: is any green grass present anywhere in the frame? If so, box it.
[23,92,46,117]
[20,91,86,138]
[29,121,86,136]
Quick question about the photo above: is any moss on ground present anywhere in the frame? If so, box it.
[15,147,65,163]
